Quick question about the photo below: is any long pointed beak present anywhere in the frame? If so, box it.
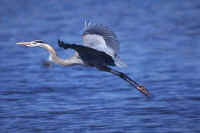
[16,41,32,46]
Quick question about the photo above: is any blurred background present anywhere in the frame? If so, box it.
[0,0,200,132]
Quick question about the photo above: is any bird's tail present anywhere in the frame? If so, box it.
[114,56,127,68]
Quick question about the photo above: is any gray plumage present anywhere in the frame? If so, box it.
[83,21,120,54]
[82,21,126,67]
[16,21,150,97]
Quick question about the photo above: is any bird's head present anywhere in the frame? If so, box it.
[16,40,46,47]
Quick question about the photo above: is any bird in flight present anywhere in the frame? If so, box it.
[17,21,150,96]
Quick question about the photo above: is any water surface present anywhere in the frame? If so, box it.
[0,0,200,132]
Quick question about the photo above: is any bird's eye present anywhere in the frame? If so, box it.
[35,40,44,43]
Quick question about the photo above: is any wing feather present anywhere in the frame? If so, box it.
[82,21,127,67]
[82,21,120,57]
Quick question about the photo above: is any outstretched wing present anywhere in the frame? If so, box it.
[82,21,120,58]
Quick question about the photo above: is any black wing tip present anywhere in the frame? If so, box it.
[57,40,66,48]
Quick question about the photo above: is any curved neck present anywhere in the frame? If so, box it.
[40,43,82,66]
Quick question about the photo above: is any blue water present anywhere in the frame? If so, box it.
[1,0,200,132]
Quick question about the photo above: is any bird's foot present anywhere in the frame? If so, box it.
[137,85,150,97]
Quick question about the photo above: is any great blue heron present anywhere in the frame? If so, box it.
[17,21,150,96]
